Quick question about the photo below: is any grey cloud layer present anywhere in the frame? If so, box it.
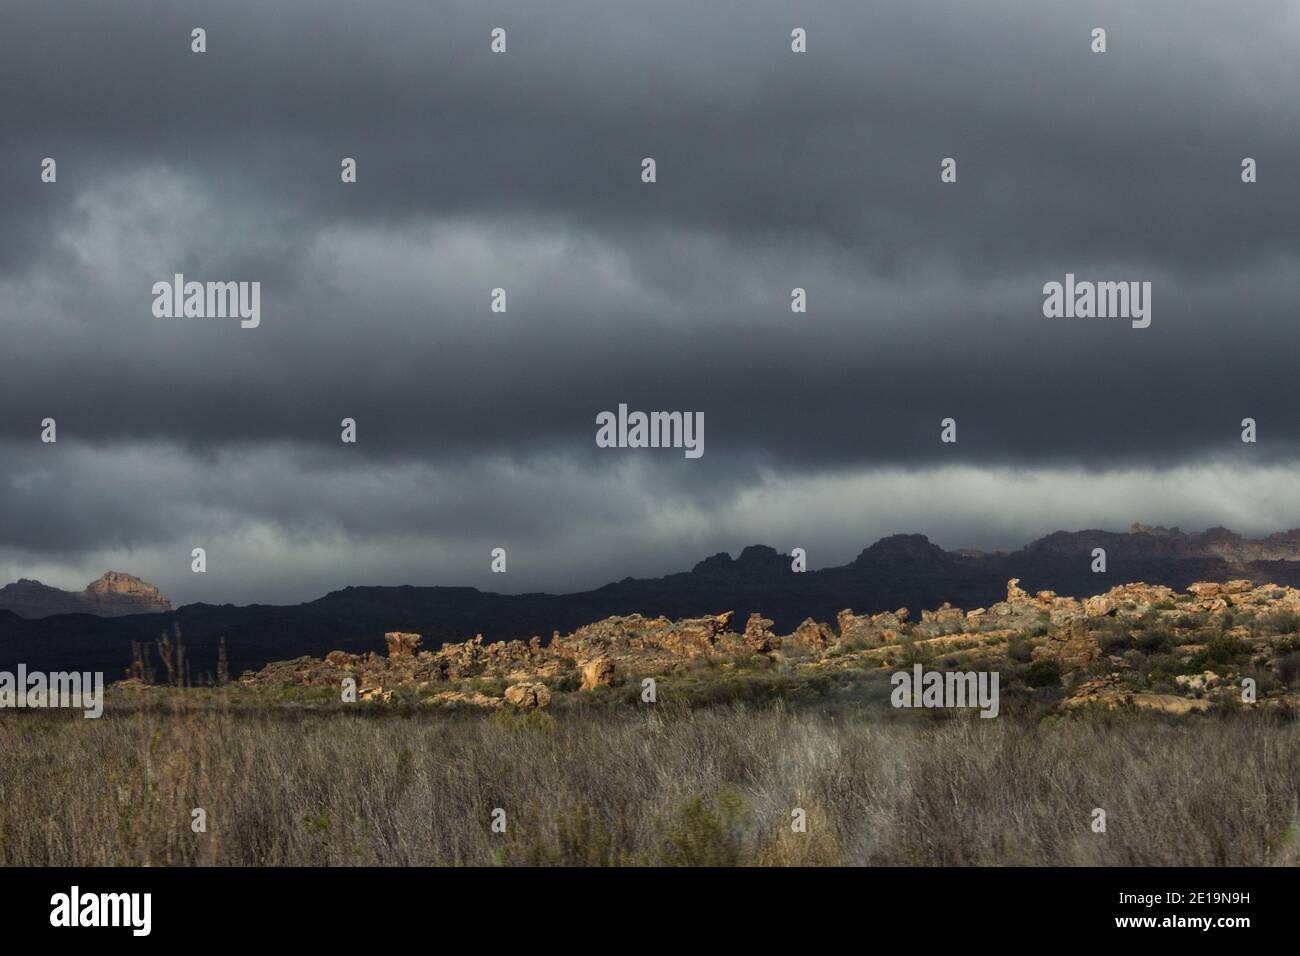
[1,0,1298,599]
[5,440,1300,604]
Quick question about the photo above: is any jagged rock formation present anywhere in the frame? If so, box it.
[0,572,173,619]
[384,631,422,659]
[788,618,835,651]
[234,576,1300,714]
[11,525,1300,679]
[743,613,775,652]
[837,607,907,645]
[1031,619,1102,673]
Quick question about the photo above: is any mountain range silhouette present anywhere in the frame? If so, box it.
[4,524,1300,678]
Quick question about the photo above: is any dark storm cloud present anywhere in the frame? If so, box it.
[1,0,1298,600]
[5,0,1297,265]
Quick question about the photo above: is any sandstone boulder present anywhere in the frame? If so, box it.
[743,613,775,652]
[658,612,736,657]
[837,609,874,645]
[1031,620,1101,674]
[580,655,616,690]
[384,631,423,659]
[1188,580,1253,598]
[1132,694,1210,715]
[1100,582,1176,614]
[1083,594,1116,617]
[1173,670,1222,693]
[427,690,502,709]
[922,602,964,625]
[504,682,552,709]
[1062,676,1128,710]
[787,618,835,651]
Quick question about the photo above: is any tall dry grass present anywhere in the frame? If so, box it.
[0,703,1296,866]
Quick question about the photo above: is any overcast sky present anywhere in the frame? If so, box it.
[2,0,1299,604]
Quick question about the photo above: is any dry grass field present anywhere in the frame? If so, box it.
[1,701,1296,866]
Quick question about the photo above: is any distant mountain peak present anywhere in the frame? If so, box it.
[690,545,790,582]
[736,544,780,560]
[853,534,946,564]
[0,572,172,619]
[86,570,165,597]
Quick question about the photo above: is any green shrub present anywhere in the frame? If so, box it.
[1135,628,1175,653]
[1203,634,1251,666]
[1025,658,1061,688]
[552,670,582,693]
[1275,635,1300,655]
[491,707,557,734]
[1148,652,1195,683]
[1262,611,1300,636]
[1276,652,1300,688]
[1097,630,1132,654]
[898,637,933,667]
[657,786,752,866]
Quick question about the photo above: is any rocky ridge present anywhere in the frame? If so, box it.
[11,524,1300,679]
[237,577,1300,714]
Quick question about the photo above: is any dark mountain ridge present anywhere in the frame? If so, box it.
[4,524,1300,678]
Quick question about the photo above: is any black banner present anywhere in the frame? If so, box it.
[0,866,1278,941]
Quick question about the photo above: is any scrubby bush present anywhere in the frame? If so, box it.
[1262,610,1300,636]
[1097,629,1133,654]
[1276,652,1300,688]
[3,703,1299,866]
[1135,628,1175,654]
[1202,634,1251,666]
[656,786,752,866]
[898,637,933,667]
[1025,658,1061,688]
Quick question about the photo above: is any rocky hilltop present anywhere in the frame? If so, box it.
[0,572,173,619]
[8,524,1300,678]
[237,577,1300,715]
